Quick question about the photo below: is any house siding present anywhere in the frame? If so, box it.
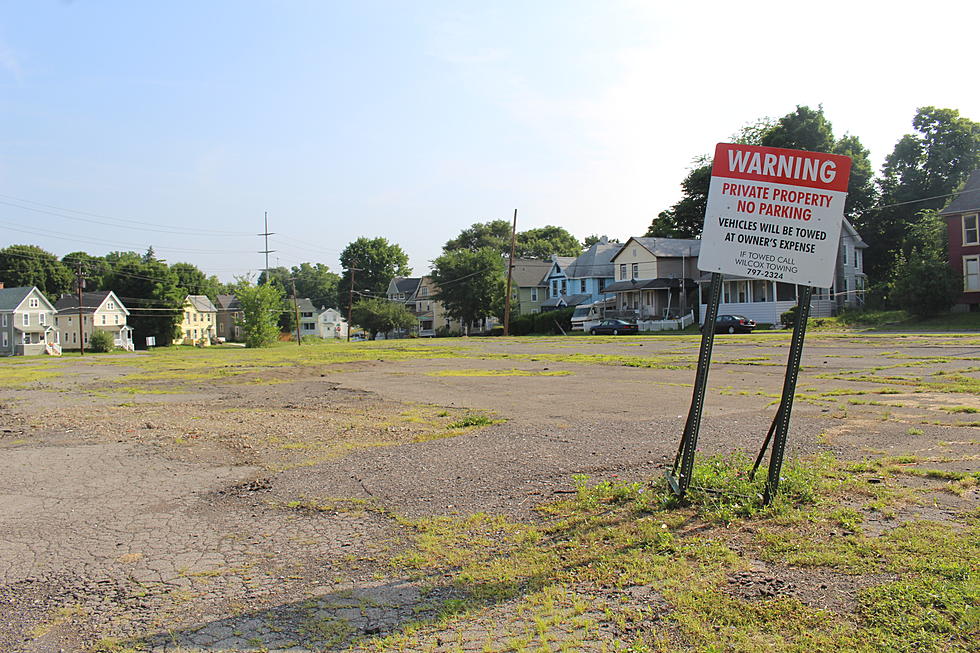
[946,212,980,305]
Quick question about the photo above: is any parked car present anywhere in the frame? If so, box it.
[706,314,756,334]
[589,319,638,335]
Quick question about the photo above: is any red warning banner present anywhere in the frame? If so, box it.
[711,143,851,193]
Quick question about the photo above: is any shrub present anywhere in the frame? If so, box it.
[89,329,115,353]
[780,305,797,327]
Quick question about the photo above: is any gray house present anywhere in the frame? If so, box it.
[54,290,133,351]
[0,284,60,356]
[215,294,243,342]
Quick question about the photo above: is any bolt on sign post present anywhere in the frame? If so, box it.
[668,143,851,503]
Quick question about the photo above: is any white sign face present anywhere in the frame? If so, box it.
[698,143,852,288]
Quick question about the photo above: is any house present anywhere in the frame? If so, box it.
[562,237,621,305]
[940,169,980,309]
[507,259,552,316]
[385,277,423,337]
[215,294,243,342]
[295,298,318,339]
[602,237,701,321]
[315,307,348,339]
[54,290,133,351]
[179,295,218,345]
[414,276,454,336]
[540,256,581,311]
[696,218,869,325]
[0,284,60,356]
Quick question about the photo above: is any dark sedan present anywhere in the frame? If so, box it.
[589,319,638,335]
[710,314,756,334]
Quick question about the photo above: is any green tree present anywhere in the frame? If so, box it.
[61,251,111,291]
[444,220,512,255]
[582,234,618,248]
[350,297,416,339]
[291,262,340,308]
[649,105,876,238]
[339,237,411,303]
[890,254,960,317]
[171,262,222,300]
[431,247,505,331]
[233,277,284,348]
[0,245,73,296]
[859,107,980,283]
[516,226,581,258]
[103,257,184,347]
[88,329,115,353]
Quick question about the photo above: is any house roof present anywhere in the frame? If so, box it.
[564,240,622,279]
[215,294,241,310]
[54,291,127,315]
[546,257,577,278]
[185,295,217,313]
[612,237,701,262]
[841,218,868,249]
[296,298,316,313]
[541,293,591,308]
[387,277,421,297]
[0,286,36,311]
[509,259,551,287]
[939,169,980,216]
[603,277,694,293]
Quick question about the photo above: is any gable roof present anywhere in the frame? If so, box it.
[0,286,40,312]
[215,294,241,310]
[185,294,217,313]
[565,240,622,279]
[612,237,701,261]
[841,218,868,249]
[295,298,316,314]
[55,291,128,315]
[509,259,551,287]
[939,169,980,215]
[387,277,421,298]
[546,256,577,278]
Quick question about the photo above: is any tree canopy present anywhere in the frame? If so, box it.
[350,297,415,339]
[430,247,505,331]
[171,262,223,300]
[0,244,73,296]
[647,105,876,239]
[233,276,284,348]
[339,237,411,303]
[444,221,581,259]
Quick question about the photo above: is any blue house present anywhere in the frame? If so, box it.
[541,238,622,310]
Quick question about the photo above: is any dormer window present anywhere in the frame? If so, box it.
[29,298,39,308]
[963,214,979,246]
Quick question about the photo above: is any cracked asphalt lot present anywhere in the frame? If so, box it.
[0,334,976,651]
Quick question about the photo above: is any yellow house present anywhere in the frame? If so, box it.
[179,295,218,345]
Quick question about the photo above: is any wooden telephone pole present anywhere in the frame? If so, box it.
[503,209,518,336]
[346,261,361,342]
[76,261,85,356]
[291,278,302,346]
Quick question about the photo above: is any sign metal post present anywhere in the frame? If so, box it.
[668,142,851,503]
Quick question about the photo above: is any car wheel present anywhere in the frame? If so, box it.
[727,326,735,334]
[613,329,619,335]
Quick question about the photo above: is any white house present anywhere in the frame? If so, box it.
[316,307,349,339]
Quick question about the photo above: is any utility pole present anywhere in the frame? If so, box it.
[75,261,85,356]
[346,261,361,342]
[291,278,302,346]
[503,209,518,336]
[258,211,276,283]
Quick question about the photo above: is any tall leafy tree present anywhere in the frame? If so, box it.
[61,251,112,291]
[516,226,581,258]
[444,220,512,254]
[430,247,505,331]
[350,297,415,339]
[171,262,222,300]
[103,257,184,346]
[291,262,340,308]
[233,276,284,348]
[648,105,875,238]
[0,245,73,296]
[859,107,980,283]
[339,237,411,302]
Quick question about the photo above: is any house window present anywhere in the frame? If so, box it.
[963,214,979,246]
[855,248,862,272]
[29,298,39,308]
[420,287,428,297]
[102,315,107,325]
[83,331,88,343]
[631,263,639,279]
[598,278,607,292]
[776,283,797,302]
[23,332,30,345]
[619,264,626,280]
[751,280,770,302]
[107,301,115,309]
[185,312,190,321]
[115,315,119,324]
[1,332,6,348]
[551,280,559,298]
[964,255,980,292]
[22,313,29,327]
[530,288,538,302]
[39,313,45,326]
[842,245,848,266]
[580,279,586,293]
[1,314,6,327]
[560,280,567,295]
[55,317,59,327]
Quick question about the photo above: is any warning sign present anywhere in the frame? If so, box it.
[698,143,852,288]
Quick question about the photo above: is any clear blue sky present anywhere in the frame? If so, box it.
[1,1,977,281]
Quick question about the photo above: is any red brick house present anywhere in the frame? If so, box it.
[941,169,980,308]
